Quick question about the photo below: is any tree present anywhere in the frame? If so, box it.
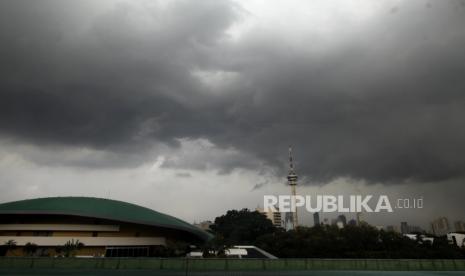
[23,242,38,257]
[209,209,465,259]
[57,239,84,257]
[256,225,465,259]
[164,240,191,257]
[1,240,17,256]
[210,209,275,245]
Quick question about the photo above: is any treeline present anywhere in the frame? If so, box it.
[208,209,465,259]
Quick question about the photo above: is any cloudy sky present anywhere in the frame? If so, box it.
[1,0,464,229]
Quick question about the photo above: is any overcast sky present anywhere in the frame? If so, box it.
[0,0,464,229]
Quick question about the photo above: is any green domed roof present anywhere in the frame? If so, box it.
[0,197,211,241]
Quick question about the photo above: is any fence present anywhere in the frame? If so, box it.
[1,257,465,271]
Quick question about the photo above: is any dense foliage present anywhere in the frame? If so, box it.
[210,209,276,244]
[23,242,38,256]
[0,240,17,256]
[256,225,464,258]
[210,209,465,259]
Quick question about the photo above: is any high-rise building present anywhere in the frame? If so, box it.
[284,212,294,231]
[408,225,424,233]
[256,207,282,228]
[287,146,299,230]
[454,221,465,232]
[386,225,400,233]
[401,222,409,234]
[399,222,424,234]
[431,217,450,236]
[313,212,320,226]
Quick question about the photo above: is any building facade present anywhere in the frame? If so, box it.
[431,217,450,236]
[454,221,465,232]
[313,212,320,226]
[0,197,211,257]
[256,207,282,228]
[401,222,409,234]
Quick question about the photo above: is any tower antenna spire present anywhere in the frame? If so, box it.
[287,145,299,230]
[289,146,295,173]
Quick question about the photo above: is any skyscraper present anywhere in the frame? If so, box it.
[256,207,282,228]
[401,222,409,234]
[386,225,399,232]
[454,221,465,232]
[431,217,450,236]
[284,212,294,231]
[287,146,299,230]
[313,212,320,226]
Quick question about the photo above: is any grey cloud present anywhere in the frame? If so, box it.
[1,0,465,185]
[175,172,191,178]
[159,138,266,175]
[208,0,465,183]
[0,0,237,147]
[251,181,268,191]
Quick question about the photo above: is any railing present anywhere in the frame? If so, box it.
[0,257,465,271]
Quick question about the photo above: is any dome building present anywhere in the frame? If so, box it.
[0,197,211,257]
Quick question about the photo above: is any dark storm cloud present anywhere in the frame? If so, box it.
[1,0,465,184]
[0,0,236,147]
